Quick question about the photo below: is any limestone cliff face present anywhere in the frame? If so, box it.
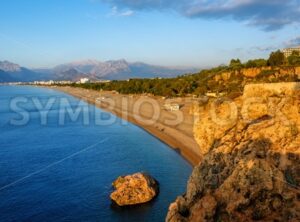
[167,82,300,221]
[213,66,300,81]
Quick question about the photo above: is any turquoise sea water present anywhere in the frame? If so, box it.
[0,86,192,222]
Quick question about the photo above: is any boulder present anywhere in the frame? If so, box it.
[110,172,158,206]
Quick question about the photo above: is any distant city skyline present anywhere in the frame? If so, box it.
[0,0,299,68]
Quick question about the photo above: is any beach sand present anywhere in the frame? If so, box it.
[49,86,202,166]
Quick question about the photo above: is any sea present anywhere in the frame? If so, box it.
[0,86,192,222]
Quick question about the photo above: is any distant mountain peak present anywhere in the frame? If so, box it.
[0,60,21,72]
[106,59,128,64]
[61,68,80,75]
[66,59,100,66]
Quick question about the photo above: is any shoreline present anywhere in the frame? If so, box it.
[47,86,202,166]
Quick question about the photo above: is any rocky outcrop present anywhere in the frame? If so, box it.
[241,66,300,79]
[242,67,272,78]
[213,66,300,81]
[167,82,300,221]
[110,172,159,206]
[243,82,300,98]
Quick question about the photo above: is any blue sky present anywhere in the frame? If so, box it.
[0,0,299,68]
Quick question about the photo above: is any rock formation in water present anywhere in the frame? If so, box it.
[110,172,159,206]
[167,82,300,221]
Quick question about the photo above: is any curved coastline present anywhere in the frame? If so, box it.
[46,86,201,166]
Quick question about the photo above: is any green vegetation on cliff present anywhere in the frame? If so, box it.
[69,51,299,97]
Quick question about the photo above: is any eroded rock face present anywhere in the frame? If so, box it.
[167,83,300,221]
[242,67,271,78]
[110,172,158,206]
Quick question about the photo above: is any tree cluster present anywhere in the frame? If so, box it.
[287,51,300,66]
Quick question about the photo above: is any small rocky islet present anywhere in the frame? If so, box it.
[110,172,159,206]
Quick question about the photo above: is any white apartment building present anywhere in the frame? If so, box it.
[80,78,90,84]
[282,46,300,57]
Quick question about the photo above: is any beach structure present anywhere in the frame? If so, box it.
[205,92,218,98]
[164,103,180,111]
[205,92,226,98]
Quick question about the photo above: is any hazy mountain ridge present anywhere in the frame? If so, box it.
[0,69,16,82]
[0,61,49,82]
[52,59,198,80]
[0,59,198,82]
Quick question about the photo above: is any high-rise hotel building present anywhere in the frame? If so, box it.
[282,46,300,57]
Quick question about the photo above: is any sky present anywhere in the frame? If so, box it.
[0,0,299,68]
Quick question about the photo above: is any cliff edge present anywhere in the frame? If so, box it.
[167,82,300,221]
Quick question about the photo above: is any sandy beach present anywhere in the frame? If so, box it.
[48,86,202,165]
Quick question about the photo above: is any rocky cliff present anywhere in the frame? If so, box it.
[167,82,300,221]
[213,66,300,81]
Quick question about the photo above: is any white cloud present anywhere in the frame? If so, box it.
[120,10,134,16]
[109,6,135,17]
[101,0,300,31]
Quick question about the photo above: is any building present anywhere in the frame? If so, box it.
[164,103,180,111]
[33,80,72,85]
[205,92,226,98]
[79,78,90,84]
[33,80,55,85]
[205,92,217,98]
[282,46,300,57]
[93,80,111,83]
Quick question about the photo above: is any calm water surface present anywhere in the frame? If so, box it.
[0,86,192,222]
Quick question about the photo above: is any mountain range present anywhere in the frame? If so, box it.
[0,60,199,82]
